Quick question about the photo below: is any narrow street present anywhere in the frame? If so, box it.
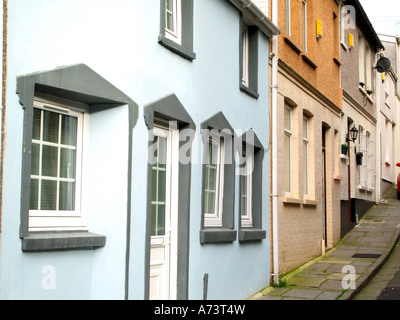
[354,237,400,300]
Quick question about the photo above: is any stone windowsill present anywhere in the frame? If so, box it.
[22,231,106,252]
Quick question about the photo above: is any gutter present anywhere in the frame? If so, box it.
[229,0,280,37]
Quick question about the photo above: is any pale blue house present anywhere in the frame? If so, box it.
[0,0,278,300]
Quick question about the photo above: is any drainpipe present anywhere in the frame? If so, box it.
[271,0,279,285]
[1,0,8,245]
[375,51,382,203]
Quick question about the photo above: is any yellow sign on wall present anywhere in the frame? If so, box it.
[348,33,354,48]
[316,19,322,39]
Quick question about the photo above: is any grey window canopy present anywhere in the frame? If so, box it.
[17,64,138,119]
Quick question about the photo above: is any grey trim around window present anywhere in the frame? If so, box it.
[200,112,237,244]
[238,130,266,242]
[159,0,196,61]
[16,64,139,254]
[239,22,259,99]
[144,93,195,300]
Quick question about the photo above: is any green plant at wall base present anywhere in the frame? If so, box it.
[271,279,288,288]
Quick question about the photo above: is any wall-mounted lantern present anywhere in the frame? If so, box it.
[348,124,359,143]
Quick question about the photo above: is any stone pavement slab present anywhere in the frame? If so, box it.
[282,289,322,299]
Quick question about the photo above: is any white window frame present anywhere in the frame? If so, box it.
[29,98,89,231]
[363,130,368,187]
[303,115,309,197]
[385,120,392,165]
[165,0,182,44]
[366,131,374,190]
[285,0,291,35]
[303,0,307,51]
[358,126,366,186]
[365,44,372,91]
[204,133,225,228]
[284,106,292,195]
[240,150,253,228]
[358,33,365,85]
[241,23,250,87]
[385,79,390,107]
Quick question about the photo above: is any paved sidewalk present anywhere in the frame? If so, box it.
[353,236,400,300]
[251,187,400,300]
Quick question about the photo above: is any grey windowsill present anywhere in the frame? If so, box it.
[239,229,266,242]
[158,35,196,61]
[240,83,260,99]
[200,228,237,244]
[21,231,106,252]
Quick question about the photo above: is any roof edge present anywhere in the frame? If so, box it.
[229,0,281,38]
[344,0,385,51]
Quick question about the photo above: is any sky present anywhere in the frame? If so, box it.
[359,0,400,37]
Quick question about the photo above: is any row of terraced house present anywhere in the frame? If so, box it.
[0,0,399,300]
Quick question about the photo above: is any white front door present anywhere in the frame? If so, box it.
[149,126,179,300]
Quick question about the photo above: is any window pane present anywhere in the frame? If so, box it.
[42,145,58,177]
[303,141,308,195]
[29,179,39,210]
[42,110,59,143]
[40,180,57,210]
[284,133,291,193]
[209,141,218,165]
[158,137,167,169]
[157,205,165,236]
[166,0,175,32]
[152,168,158,202]
[31,143,40,176]
[158,169,166,202]
[59,181,75,211]
[284,108,291,131]
[206,191,215,215]
[60,148,76,179]
[152,204,166,236]
[151,134,167,237]
[61,115,77,146]
[166,12,174,32]
[207,165,216,190]
[204,139,220,215]
[240,174,247,217]
[303,118,308,139]
[151,204,157,236]
[242,26,249,85]
[32,108,41,140]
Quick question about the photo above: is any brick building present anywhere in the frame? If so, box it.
[266,0,343,277]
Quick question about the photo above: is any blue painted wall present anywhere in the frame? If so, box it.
[0,0,271,300]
